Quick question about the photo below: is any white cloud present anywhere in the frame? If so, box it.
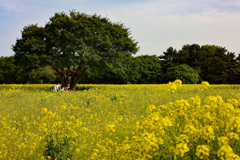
[0,0,26,13]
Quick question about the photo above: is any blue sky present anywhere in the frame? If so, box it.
[1,0,240,57]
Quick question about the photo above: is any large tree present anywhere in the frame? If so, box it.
[12,11,138,90]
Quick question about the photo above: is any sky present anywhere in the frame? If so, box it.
[1,0,240,57]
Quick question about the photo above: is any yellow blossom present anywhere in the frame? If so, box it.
[145,105,157,114]
[195,145,211,159]
[202,126,215,142]
[228,132,239,140]
[41,108,48,114]
[176,134,189,144]
[174,143,189,158]
[201,81,210,90]
[218,136,229,146]
[217,145,233,159]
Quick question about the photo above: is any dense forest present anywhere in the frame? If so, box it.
[1,44,240,84]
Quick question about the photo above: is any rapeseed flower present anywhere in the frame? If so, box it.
[106,124,116,132]
[174,79,182,86]
[176,134,189,144]
[145,105,157,114]
[202,126,215,142]
[228,132,239,140]
[228,117,240,132]
[218,136,229,146]
[41,108,48,114]
[174,143,189,158]
[217,144,234,159]
[168,81,177,93]
[201,81,210,90]
[195,145,211,159]
[227,98,239,108]
[174,99,190,110]
[188,96,201,108]
[184,124,198,137]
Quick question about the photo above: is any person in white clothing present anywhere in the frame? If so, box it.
[54,83,60,92]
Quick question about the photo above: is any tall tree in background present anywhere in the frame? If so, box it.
[160,44,240,84]
[159,47,177,72]
[127,55,162,84]
[12,11,138,90]
[0,56,18,83]
[164,64,199,84]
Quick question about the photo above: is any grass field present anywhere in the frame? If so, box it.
[0,81,240,159]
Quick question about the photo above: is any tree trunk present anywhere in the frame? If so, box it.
[70,81,78,91]
[59,75,71,89]
[69,67,88,91]
[58,76,65,88]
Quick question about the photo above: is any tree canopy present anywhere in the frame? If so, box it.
[0,56,18,84]
[160,44,240,84]
[12,11,139,90]
[164,64,199,84]
[127,55,162,84]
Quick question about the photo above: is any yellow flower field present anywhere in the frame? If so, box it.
[0,81,240,159]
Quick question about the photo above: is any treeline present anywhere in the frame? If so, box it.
[1,44,240,84]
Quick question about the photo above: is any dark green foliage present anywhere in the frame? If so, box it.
[199,45,240,84]
[80,54,131,84]
[0,56,58,84]
[0,56,28,83]
[29,66,57,84]
[160,44,240,84]
[0,56,17,83]
[44,134,75,160]
[127,55,162,84]
[159,47,177,73]
[81,55,162,84]
[165,64,199,84]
